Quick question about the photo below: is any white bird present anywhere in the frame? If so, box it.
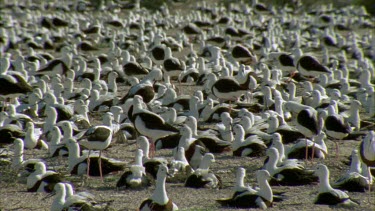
[314,164,359,207]
[139,164,178,211]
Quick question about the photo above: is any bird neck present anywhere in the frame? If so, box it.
[198,158,211,170]
[319,169,333,193]
[349,154,361,174]
[151,174,168,204]
[189,100,199,120]
[68,142,80,162]
[235,173,246,190]
[12,146,23,167]
[63,126,73,139]
[267,118,278,133]
[52,187,66,211]
[187,120,198,137]
[288,84,296,99]
[135,153,143,166]
[140,144,150,160]
[65,184,74,198]
[234,128,245,145]
[258,177,273,202]
[179,133,193,150]
[265,154,278,175]
[275,143,285,163]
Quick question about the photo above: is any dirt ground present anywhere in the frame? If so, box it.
[1,0,375,211]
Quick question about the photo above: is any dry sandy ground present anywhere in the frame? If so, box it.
[1,136,375,210]
[1,0,375,211]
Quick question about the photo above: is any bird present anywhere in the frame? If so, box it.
[266,115,305,144]
[11,138,43,175]
[75,124,113,181]
[358,131,375,185]
[232,124,267,157]
[313,164,360,207]
[48,126,69,157]
[0,124,25,146]
[131,95,179,144]
[168,146,194,182]
[0,72,33,104]
[185,153,221,189]
[230,44,258,65]
[66,138,125,178]
[286,132,328,160]
[137,136,168,179]
[116,149,151,189]
[26,162,63,193]
[205,73,248,103]
[139,164,178,211]
[283,101,321,159]
[264,147,318,186]
[163,47,186,80]
[296,55,331,78]
[118,68,163,104]
[216,169,274,209]
[23,122,48,150]
[324,104,352,157]
[49,183,101,211]
[332,149,372,192]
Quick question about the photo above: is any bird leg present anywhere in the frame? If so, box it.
[334,140,339,160]
[311,138,316,162]
[99,150,103,182]
[149,137,156,158]
[286,71,297,83]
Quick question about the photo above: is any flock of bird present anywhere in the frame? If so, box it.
[0,0,375,210]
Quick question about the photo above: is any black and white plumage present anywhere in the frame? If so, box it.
[324,104,352,140]
[49,183,100,211]
[67,138,125,177]
[163,47,186,79]
[324,104,352,157]
[231,44,258,65]
[0,74,33,100]
[43,93,73,122]
[11,138,43,174]
[76,125,112,151]
[232,124,267,157]
[286,132,328,160]
[49,126,69,157]
[139,164,178,211]
[137,136,169,179]
[284,102,320,138]
[264,147,318,186]
[332,149,372,192]
[296,55,331,77]
[185,153,222,189]
[24,122,48,150]
[314,164,360,207]
[116,149,151,189]
[176,125,207,164]
[216,169,274,209]
[132,95,179,141]
[206,73,248,102]
[0,124,25,146]
[119,68,162,104]
[149,34,166,66]
[359,131,375,185]
[167,146,194,182]
[266,115,305,144]
[26,162,63,193]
